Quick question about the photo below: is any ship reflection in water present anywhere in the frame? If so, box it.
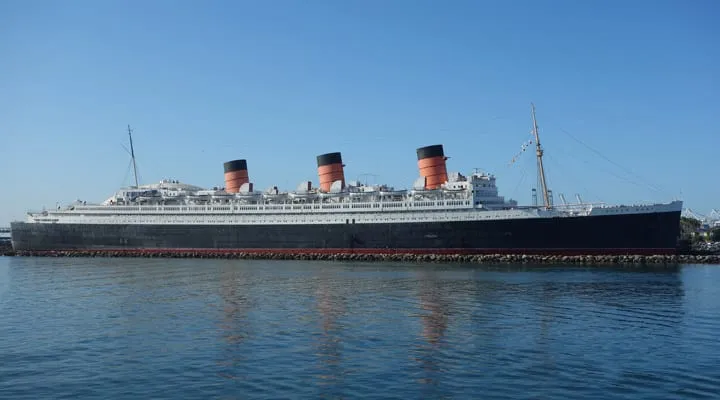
[207,261,703,398]
[215,262,252,380]
[313,270,347,394]
[4,258,718,399]
[414,270,450,388]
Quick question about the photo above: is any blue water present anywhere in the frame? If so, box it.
[1,257,719,399]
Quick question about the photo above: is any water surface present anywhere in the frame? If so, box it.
[1,257,719,399]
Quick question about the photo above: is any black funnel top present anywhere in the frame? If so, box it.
[224,159,247,172]
[416,145,444,160]
[317,152,343,167]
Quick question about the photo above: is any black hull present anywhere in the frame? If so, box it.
[11,211,682,255]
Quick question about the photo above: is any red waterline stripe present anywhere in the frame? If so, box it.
[24,247,678,256]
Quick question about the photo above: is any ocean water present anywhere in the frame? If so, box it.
[1,257,719,399]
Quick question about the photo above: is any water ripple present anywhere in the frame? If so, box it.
[1,258,719,399]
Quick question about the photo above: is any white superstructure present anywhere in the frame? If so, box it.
[24,171,681,226]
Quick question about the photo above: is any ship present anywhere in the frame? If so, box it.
[10,105,683,255]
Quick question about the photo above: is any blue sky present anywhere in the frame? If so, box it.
[0,0,718,224]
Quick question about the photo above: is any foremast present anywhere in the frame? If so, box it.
[530,103,551,209]
[128,125,139,188]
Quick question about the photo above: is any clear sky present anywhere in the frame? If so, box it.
[1,0,718,225]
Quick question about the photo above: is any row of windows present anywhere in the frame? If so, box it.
[72,216,472,224]
[59,210,507,224]
[74,200,472,213]
[605,207,653,213]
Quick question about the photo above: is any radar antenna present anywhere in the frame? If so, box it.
[128,125,139,188]
[530,103,551,208]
